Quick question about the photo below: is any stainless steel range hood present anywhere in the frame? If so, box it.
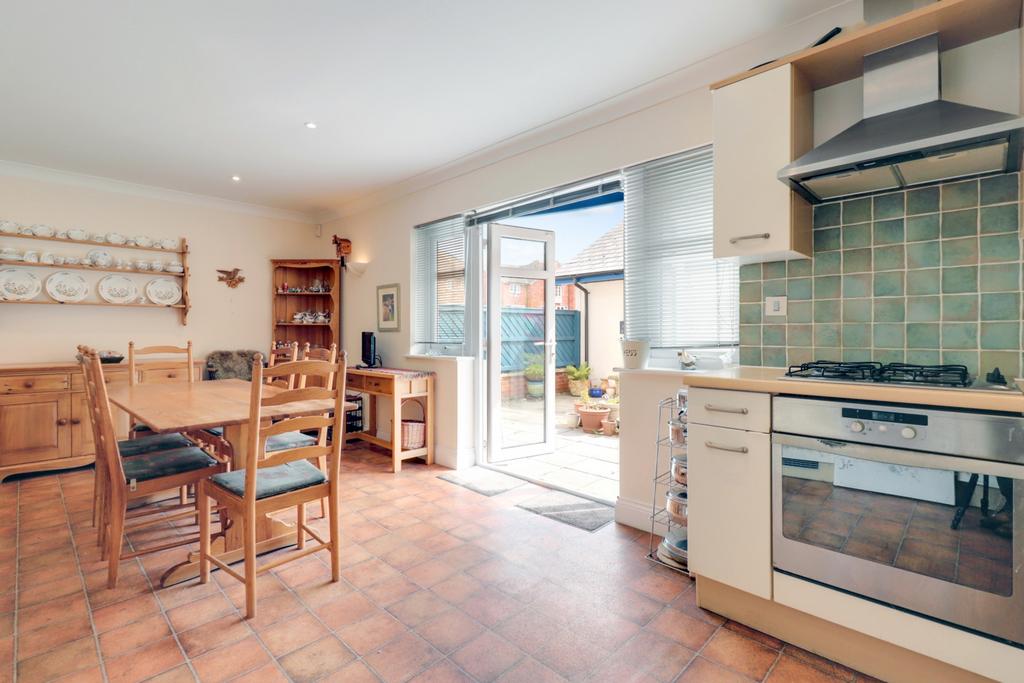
[779,33,1024,204]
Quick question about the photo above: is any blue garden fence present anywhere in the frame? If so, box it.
[437,304,580,372]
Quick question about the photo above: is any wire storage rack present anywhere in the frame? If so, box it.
[647,390,689,574]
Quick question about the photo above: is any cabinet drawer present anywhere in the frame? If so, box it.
[0,374,69,395]
[687,423,772,599]
[71,367,129,391]
[363,376,393,394]
[687,387,770,432]
[139,367,193,384]
[346,374,365,390]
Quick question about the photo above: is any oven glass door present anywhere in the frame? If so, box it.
[772,433,1023,643]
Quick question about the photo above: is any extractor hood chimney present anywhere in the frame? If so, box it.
[778,3,1024,204]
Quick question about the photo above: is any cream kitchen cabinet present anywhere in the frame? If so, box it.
[712,63,813,262]
[687,388,772,599]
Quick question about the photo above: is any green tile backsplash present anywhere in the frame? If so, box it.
[738,173,1023,377]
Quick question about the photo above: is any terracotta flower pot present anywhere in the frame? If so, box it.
[568,378,590,397]
[600,418,617,436]
[578,406,610,432]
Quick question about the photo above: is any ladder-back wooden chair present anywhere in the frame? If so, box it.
[267,342,299,389]
[302,343,338,517]
[78,346,199,533]
[198,352,347,618]
[79,347,226,588]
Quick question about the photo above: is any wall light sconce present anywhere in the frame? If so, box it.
[346,261,369,277]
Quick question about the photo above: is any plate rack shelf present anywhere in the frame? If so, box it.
[271,259,341,353]
[0,233,191,325]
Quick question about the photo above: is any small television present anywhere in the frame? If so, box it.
[361,331,377,368]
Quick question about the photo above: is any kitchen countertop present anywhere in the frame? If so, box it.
[681,365,1024,414]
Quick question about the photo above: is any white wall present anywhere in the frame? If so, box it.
[0,167,325,362]
[580,279,624,382]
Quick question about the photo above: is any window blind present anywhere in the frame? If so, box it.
[623,146,738,348]
[412,215,467,349]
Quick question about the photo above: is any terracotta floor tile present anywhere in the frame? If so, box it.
[315,590,377,630]
[766,654,841,683]
[16,613,93,661]
[177,612,253,658]
[292,576,354,608]
[679,656,755,682]
[190,635,270,683]
[493,607,563,657]
[703,628,780,680]
[278,635,355,683]
[671,584,727,627]
[99,612,173,659]
[0,612,11,639]
[275,555,333,588]
[724,621,784,651]
[628,568,687,603]
[459,587,521,628]
[408,659,475,683]
[589,630,694,683]
[782,645,857,682]
[336,610,407,656]
[16,635,99,683]
[91,592,162,633]
[451,631,524,682]
[321,660,381,683]
[534,628,609,680]
[389,590,451,627]
[381,544,431,571]
[343,558,401,589]
[18,592,89,634]
[494,657,566,683]
[230,662,290,683]
[141,664,198,683]
[104,636,185,683]
[646,607,717,651]
[429,573,484,606]
[259,610,331,658]
[54,665,107,682]
[166,592,235,633]
[364,631,441,683]
[363,574,421,607]
[415,609,485,654]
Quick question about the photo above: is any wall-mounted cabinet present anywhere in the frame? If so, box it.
[713,64,813,262]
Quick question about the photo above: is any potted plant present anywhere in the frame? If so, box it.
[565,362,592,397]
[600,396,620,423]
[523,354,545,399]
[600,418,617,436]
[578,404,611,432]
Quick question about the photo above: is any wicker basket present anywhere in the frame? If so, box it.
[399,398,426,450]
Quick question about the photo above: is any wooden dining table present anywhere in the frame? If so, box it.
[106,378,356,587]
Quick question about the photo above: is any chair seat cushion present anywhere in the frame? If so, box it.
[266,431,317,452]
[205,427,224,437]
[210,460,326,500]
[122,447,218,483]
[132,423,153,434]
[118,433,194,458]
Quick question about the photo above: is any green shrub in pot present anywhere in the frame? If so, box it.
[565,362,591,397]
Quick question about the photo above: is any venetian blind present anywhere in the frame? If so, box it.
[412,215,467,348]
[623,146,738,348]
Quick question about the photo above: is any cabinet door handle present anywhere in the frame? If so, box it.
[56,418,69,426]
[729,232,771,244]
[23,380,34,388]
[704,403,748,415]
[705,440,748,454]
[71,418,81,425]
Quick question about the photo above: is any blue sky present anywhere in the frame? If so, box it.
[504,201,623,263]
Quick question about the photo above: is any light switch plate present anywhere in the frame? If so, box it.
[765,296,787,317]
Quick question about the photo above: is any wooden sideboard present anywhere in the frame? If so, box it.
[0,360,204,482]
[345,367,435,473]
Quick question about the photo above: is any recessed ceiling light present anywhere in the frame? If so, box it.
[231,175,241,182]
[304,121,317,129]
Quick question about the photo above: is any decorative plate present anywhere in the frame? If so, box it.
[98,274,138,304]
[86,249,113,267]
[45,271,89,303]
[106,232,126,245]
[159,238,177,250]
[145,277,182,306]
[0,269,42,301]
[133,235,153,247]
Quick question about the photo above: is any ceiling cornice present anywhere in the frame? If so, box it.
[0,159,317,224]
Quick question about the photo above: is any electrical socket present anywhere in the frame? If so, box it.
[764,296,787,317]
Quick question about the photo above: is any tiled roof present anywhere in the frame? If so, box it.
[557,223,623,277]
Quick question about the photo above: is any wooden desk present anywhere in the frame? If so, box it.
[107,378,355,586]
[345,367,435,472]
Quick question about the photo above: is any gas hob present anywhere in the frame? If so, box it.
[781,361,1021,393]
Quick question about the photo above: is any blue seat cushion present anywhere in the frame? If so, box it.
[118,432,194,458]
[210,460,326,500]
[205,427,224,437]
[122,447,218,483]
[266,431,317,452]
[132,423,153,434]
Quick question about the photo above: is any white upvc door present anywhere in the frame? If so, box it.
[485,224,556,462]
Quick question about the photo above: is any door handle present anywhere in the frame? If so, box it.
[56,418,69,426]
[729,232,771,244]
[705,440,748,454]
[704,403,748,415]
[71,418,81,425]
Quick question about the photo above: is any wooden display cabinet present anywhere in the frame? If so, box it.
[271,259,341,354]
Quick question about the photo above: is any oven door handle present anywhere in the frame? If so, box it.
[771,432,1024,478]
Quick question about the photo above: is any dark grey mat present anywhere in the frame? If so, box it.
[438,468,525,496]
[516,490,614,531]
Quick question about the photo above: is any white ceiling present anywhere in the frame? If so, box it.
[0,1,844,217]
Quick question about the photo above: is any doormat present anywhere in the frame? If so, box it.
[438,468,525,496]
[516,490,614,532]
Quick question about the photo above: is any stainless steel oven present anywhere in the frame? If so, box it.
[771,395,1024,644]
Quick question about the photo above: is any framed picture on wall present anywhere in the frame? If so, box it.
[376,283,400,332]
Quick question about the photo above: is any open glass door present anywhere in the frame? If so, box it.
[486,224,556,462]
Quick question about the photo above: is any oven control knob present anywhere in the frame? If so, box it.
[849,421,865,433]
[900,427,917,439]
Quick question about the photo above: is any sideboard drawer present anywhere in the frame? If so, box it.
[346,374,364,390]
[364,376,393,394]
[0,374,69,395]
[71,367,129,391]
[139,367,193,384]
